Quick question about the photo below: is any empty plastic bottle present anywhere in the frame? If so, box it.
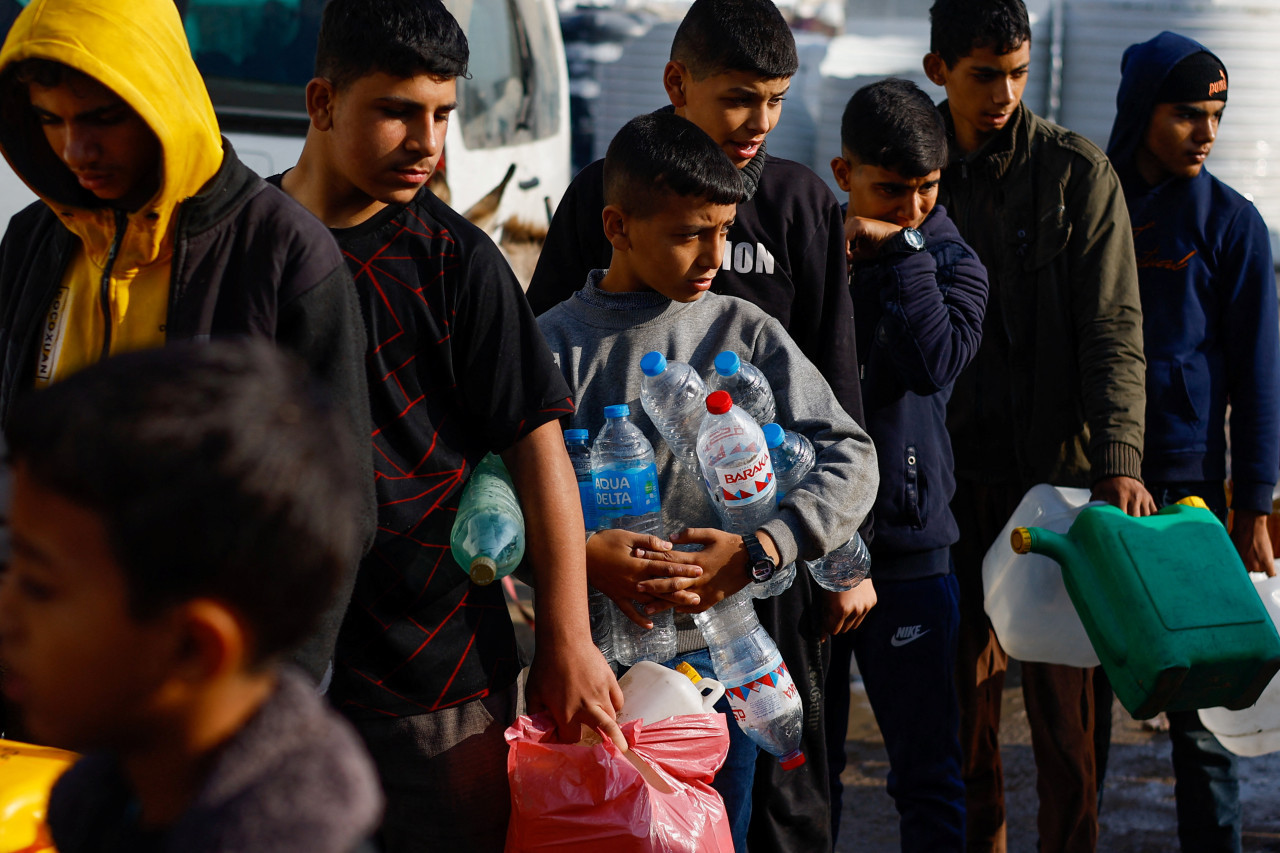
[694,590,805,769]
[566,429,613,662]
[708,351,776,426]
[698,392,791,598]
[764,423,815,497]
[697,391,777,534]
[593,404,674,665]
[565,428,597,533]
[450,453,525,586]
[804,532,871,592]
[639,351,708,474]
[592,405,663,537]
[762,423,869,592]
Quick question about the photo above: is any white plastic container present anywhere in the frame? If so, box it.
[983,484,1102,668]
[616,660,726,727]
[1199,570,1280,757]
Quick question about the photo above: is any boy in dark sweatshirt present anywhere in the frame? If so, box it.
[1105,32,1279,852]
[0,341,382,853]
[537,111,879,853]
[825,78,988,851]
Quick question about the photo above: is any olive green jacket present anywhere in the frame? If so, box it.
[940,102,1146,489]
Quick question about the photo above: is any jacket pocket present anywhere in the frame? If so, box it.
[903,444,926,529]
[1146,356,1209,454]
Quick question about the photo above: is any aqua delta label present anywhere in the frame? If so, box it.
[594,463,661,520]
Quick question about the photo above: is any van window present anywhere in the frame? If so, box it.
[180,0,561,146]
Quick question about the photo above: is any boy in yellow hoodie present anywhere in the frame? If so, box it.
[0,0,374,681]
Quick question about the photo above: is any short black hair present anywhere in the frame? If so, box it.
[670,0,798,81]
[603,112,744,219]
[841,78,947,177]
[315,0,469,91]
[929,0,1031,68]
[6,340,365,666]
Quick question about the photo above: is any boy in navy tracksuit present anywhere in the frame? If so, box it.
[825,78,988,851]
[1104,32,1280,852]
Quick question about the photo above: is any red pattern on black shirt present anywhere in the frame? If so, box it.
[298,186,572,719]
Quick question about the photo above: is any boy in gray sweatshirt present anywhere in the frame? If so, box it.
[536,111,879,852]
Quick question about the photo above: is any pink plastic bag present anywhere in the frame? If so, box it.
[504,712,734,852]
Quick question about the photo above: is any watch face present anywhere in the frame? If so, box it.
[903,228,925,249]
[752,560,776,583]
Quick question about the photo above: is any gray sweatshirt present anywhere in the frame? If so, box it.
[537,273,878,573]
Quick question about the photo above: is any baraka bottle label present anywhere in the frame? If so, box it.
[713,451,775,507]
[594,463,661,519]
[724,655,799,725]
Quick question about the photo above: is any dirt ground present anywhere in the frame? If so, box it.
[834,660,1280,852]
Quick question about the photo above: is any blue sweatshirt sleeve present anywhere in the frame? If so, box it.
[874,237,989,394]
[1221,204,1280,513]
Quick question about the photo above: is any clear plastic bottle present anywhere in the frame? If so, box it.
[698,392,790,599]
[804,532,871,592]
[565,428,597,533]
[763,423,815,497]
[708,351,776,427]
[592,404,674,665]
[566,428,613,663]
[592,404,663,537]
[696,391,777,534]
[639,351,708,474]
[449,453,525,586]
[693,590,805,769]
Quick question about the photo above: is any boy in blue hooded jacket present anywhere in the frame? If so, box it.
[1105,31,1280,852]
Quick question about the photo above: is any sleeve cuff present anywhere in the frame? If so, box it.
[1090,441,1144,483]
[758,516,800,569]
[1231,480,1276,515]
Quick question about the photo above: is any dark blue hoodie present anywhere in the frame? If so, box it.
[1106,31,1280,513]
[848,204,988,578]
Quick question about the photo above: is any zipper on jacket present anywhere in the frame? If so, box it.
[98,209,128,360]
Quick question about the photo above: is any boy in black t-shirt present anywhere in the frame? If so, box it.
[528,2,869,847]
[273,1,623,850]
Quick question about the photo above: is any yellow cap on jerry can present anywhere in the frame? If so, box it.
[675,661,702,684]
[1011,527,1033,554]
[1175,495,1209,510]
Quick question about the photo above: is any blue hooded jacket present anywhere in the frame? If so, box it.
[1106,31,1280,513]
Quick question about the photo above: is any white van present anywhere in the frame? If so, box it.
[0,0,571,233]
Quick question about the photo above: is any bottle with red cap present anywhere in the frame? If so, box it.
[697,391,794,598]
[693,589,806,769]
[696,390,777,533]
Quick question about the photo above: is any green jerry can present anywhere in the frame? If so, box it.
[1011,499,1280,719]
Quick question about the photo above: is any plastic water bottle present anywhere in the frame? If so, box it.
[696,391,777,534]
[804,532,871,592]
[449,453,525,586]
[696,391,791,598]
[693,590,805,769]
[764,423,815,496]
[592,405,663,537]
[593,404,674,665]
[708,351,776,426]
[566,429,613,662]
[639,351,708,474]
[565,428,597,533]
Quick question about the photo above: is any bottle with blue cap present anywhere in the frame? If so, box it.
[638,350,708,474]
[763,422,870,592]
[708,351,776,426]
[591,404,674,664]
[565,428,613,662]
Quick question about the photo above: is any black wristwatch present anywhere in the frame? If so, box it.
[742,532,777,583]
[882,226,926,257]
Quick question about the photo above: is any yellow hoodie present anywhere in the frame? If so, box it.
[0,0,223,386]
